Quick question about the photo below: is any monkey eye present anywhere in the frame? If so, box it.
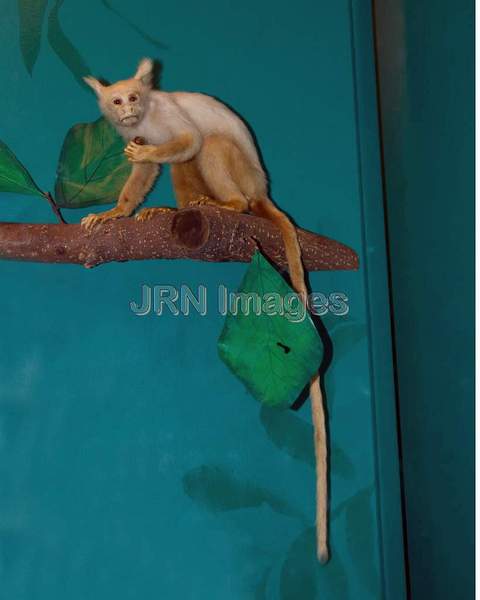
[129,95,138,103]
[113,98,122,105]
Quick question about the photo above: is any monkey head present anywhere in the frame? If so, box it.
[83,58,153,127]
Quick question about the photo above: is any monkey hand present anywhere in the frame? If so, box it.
[81,206,130,231]
[124,141,155,163]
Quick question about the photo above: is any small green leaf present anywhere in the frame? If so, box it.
[54,117,131,208]
[0,140,43,197]
[218,251,323,408]
[17,0,48,75]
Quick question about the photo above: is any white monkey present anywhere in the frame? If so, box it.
[83,58,329,562]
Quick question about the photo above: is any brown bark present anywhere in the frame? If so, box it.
[0,206,359,271]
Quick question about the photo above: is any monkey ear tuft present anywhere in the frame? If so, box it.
[83,76,105,96]
[134,58,154,87]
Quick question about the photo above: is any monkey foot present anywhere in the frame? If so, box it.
[187,195,219,208]
[81,211,126,232]
[135,207,176,222]
[187,195,247,212]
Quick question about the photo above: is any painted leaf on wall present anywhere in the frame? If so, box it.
[0,140,43,197]
[17,0,48,75]
[259,406,355,479]
[218,251,323,408]
[101,0,167,50]
[280,529,349,600]
[47,0,90,89]
[345,487,380,597]
[183,464,304,519]
[55,117,130,208]
[253,568,272,600]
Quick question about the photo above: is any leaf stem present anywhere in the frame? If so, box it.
[43,192,66,224]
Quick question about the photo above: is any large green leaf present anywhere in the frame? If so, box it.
[0,140,43,197]
[54,117,131,208]
[17,0,48,75]
[218,251,323,408]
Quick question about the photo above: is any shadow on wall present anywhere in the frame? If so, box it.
[181,317,375,600]
[17,0,166,87]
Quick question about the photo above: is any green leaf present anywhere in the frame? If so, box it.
[54,117,131,208]
[47,0,90,89]
[17,0,48,75]
[182,464,304,520]
[0,139,43,197]
[218,251,323,409]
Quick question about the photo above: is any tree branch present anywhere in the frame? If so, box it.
[0,206,359,271]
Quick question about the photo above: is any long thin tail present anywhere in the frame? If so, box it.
[310,372,329,563]
[250,198,329,563]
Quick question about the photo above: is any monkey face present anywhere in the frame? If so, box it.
[100,82,148,127]
[84,58,154,128]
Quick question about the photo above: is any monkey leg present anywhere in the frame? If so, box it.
[136,157,212,221]
[81,163,159,231]
[195,135,254,212]
[135,156,215,221]
[171,160,212,209]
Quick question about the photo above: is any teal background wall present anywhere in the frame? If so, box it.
[0,1,405,598]
[374,1,475,598]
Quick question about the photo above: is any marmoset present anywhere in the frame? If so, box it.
[83,59,328,562]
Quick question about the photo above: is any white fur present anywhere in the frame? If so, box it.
[85,59,263,170]
[115,90,263,170]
